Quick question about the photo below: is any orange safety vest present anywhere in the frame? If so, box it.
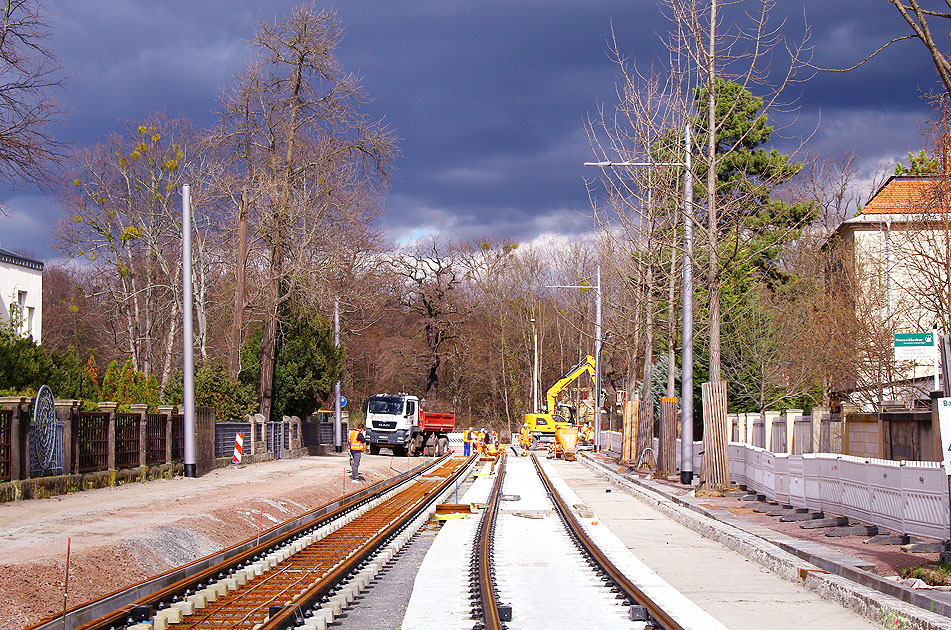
[463,429,472,443]
[349,429,365,452]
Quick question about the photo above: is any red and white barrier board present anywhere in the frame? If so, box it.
[233,433,244,464]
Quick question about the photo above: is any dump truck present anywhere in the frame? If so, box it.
[363,393,455,457]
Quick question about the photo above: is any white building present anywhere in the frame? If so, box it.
[0,248,43,343]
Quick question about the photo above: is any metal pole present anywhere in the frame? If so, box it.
[182,185,197,478]
[680,125,694,485]
[334,297,342,453]
[595,265,602,452]
[532,317,538,413]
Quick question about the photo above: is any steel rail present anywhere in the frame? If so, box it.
[473,453,507,630]
[530,453,686,630]
[263,456,477,630]
[29,454,467,630]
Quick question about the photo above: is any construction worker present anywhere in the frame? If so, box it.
[349,423,367,480]
[463,427,472,456]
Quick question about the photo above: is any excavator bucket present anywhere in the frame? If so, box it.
[554,425,579,461]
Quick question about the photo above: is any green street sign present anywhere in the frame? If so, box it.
[894,333,934,347]
[894,332,937,360]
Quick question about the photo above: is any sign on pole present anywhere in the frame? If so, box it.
[938,398,951,476]
[894,332,938,361]
[341,396,348,409]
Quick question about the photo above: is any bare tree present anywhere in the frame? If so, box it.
[219,5,394,420]
[390,239,469,400]
[0,0,64,190]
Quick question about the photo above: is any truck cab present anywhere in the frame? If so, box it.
[363,393,454,456]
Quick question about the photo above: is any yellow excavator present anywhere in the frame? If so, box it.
[522,355,596,453]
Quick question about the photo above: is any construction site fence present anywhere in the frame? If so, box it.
[601,430,950,540]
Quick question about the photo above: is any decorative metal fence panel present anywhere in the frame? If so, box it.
[266,422,288,458]
[114,413,140,469]
[0,409,11,482]
[171,414,184,461]
[215,422,252,458]
[145,414,167,465]
[76,412,109,473]
[29,422,64,477]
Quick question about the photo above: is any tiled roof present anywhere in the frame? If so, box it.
[0,247,43,271]
[862,175,951,215]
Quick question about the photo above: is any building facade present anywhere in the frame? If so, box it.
[832,174,949,409]
[0,248,43,343]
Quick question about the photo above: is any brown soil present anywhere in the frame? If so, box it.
[0,452,417,630]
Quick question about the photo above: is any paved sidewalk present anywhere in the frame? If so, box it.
[552,459,883,630]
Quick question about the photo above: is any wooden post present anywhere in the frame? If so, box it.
[700,381,730,490]
[658,398,678,476]
[621,399,638,464]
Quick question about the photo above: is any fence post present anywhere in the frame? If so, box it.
[743,413,755,446]
[736,413,745,445]
[131,404,148,472]
[812,406,828,454]
[157,405,174,464]
[55,399,78,475]
[765,411,780,453]
[98,402,118,470]
[784,409,802,455]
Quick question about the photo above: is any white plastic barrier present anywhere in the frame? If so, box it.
[728,442,949,540]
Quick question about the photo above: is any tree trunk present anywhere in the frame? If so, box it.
[706,0,721,385]
[231,190,249,377]
[637,261,655,466]
[258,243,284,421]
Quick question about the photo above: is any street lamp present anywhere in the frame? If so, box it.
[548,266,603,451]
[531,317,539,413]
[583,124,694,483]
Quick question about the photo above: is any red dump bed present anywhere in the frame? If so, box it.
[418,409,455,432]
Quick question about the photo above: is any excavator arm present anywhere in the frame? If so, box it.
[544,355,597,415]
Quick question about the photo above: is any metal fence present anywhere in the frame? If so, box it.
[0,409,11,482]
[171,414,184,461]
[76,412,109,473]
[28,421,64,477]
[114,413,140,469]
[215,422,252,458]
[145,413,167,465]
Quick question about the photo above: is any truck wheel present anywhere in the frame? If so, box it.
[369,444,380,456]
[436,436,449,457]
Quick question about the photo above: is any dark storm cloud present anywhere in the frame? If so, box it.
[1,1,943,259]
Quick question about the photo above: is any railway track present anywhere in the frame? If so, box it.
[468,449,688,630]
[28,454,476,630]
